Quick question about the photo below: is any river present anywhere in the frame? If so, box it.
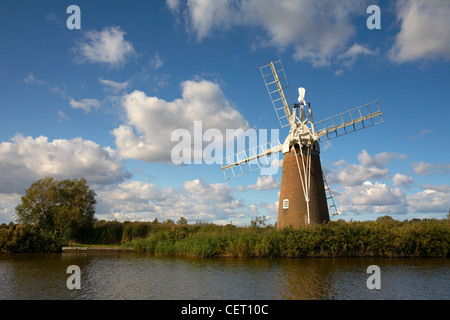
[0,253,448,300]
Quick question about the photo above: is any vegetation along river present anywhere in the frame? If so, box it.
[0,253,448,300]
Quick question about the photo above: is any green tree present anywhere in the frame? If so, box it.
[250,216,269,229]
[15,177,96,244]
[177,217,188,225]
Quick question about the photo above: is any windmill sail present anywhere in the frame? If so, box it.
[220,141,283,180]
[260,61,296,128]
[314,101,383,142]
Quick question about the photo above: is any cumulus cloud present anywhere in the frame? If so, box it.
[336,181,408,215]
[411,161,450,175]
[0,135,131,194]
[326,149,450,217]
[96,178,245,223]
[391,173,414,188]
[0,193,22,224]
[240,175,280,191]
[168,0,371,67]
[72,26,136,68]
[326,150,418,216]
[407,187,450,214]
[390,0,450,63]
[420,185,450,193]
[112,79,249,163]
[329,150,407,186]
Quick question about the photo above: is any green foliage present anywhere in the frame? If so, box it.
[2,208,449,257]
[13,177,96,248]
[123,218,449,258]
[0,224,59,253]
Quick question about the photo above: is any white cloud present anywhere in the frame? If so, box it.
[390,0,450,63]
[242,175,280,191]
[112,79,249,163]
[69,98,101,113]
[57,110,70,122]
[420,184,450,193]
[407,188,450,213]
[357,150,408,168]
[350,181,406,206]
[326,150,415,216]
[329,150,407,186]
[326,150,449,217]
[0,193,22,224]
[0,135,131,194]
[96,178,245,223]
[411,161,434,175]
[391,173,414,188]
[166,0,181,12]
[149,53,164,70]
[338,43,377,68]
[169,0,370,67]
[99,78,129,93]
[411,161,450,175]
[73,26,136,68]
[336,181,408,215]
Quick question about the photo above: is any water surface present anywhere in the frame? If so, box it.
[0,253,448,300]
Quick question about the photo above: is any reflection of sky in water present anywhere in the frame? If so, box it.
[0,254,448,300]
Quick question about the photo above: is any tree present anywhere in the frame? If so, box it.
[250,216,269,229]
[177,217,188,225]
[15,177,96,243]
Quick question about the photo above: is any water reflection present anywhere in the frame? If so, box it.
[0,253,448,300]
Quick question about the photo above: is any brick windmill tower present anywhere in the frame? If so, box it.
[221,60,383,229]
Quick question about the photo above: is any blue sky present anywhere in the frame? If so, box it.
[0,0,449,225]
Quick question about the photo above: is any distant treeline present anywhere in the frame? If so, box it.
[2,216,449,258]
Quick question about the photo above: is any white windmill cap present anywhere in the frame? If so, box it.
[298,87,306,105]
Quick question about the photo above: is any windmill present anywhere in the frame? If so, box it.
[220,60,383,229]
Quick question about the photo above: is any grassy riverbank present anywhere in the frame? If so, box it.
[124,218,449,258]
[2,217,449,257]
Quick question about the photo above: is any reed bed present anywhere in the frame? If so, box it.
[2,217,448,257]
[120,218,449,258]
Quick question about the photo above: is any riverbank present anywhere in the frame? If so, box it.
[124,218,449,258]
[62,245,134,252]
[2,217,449,258]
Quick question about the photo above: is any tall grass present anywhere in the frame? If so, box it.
[119,217,449,258]
[2,217,448,257]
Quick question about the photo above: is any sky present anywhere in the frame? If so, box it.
[0,0,449,225]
